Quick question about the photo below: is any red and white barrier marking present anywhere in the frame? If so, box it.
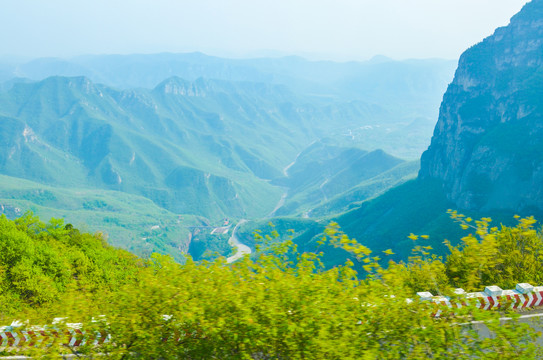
[0,325,109,351]
[418,283,543,316]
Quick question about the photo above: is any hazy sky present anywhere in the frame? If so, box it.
[0,0,530,61]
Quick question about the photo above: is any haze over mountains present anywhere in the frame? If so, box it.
[2,0,543,266]
[252,0,543,267]
[0,53,456,260]
[0,55,457,159]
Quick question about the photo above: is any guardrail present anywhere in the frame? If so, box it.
[0,320,108,352]
[417,283,543,316]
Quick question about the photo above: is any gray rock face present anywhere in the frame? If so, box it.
[419,0,543,212]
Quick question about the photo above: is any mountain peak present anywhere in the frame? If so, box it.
[15,75,99,96]
[419,0,543,212]
[154,76,213,97]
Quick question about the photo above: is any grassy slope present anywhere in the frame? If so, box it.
[238,176,543,270]
[269,137,420,217]
[0,174,207,262]
[308,160,420,217]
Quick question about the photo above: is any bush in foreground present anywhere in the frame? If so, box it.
[1,213,542,359]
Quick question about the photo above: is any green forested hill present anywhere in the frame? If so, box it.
[237,179,454,269]
[0,174,211,262]
[1,53,457,162]
[0,75,403,221]
[270,139,413,216]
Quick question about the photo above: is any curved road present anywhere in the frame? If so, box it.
[226,219,251,263]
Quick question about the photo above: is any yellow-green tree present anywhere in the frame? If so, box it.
[446,211,543,290]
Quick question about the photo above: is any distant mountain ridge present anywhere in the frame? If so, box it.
[1,53,459,162]
[0,53,456,123]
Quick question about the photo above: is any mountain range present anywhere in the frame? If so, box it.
[0,53,456,260]
[12,1,543,264]
[7,0,543,265]
[0,75,424,218]
[248,0,543,267]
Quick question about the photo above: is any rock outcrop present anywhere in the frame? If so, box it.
[420,0,543,212]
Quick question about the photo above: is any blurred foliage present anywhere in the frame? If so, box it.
[445,210,543,291]
[0,211,542,358]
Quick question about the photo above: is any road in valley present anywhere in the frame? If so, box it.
[226,219,251,263]
[228,144,319,262]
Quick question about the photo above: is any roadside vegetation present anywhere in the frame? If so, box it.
[1,211,542,359]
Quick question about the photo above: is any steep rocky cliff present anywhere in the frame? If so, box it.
[420,0,543,212]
